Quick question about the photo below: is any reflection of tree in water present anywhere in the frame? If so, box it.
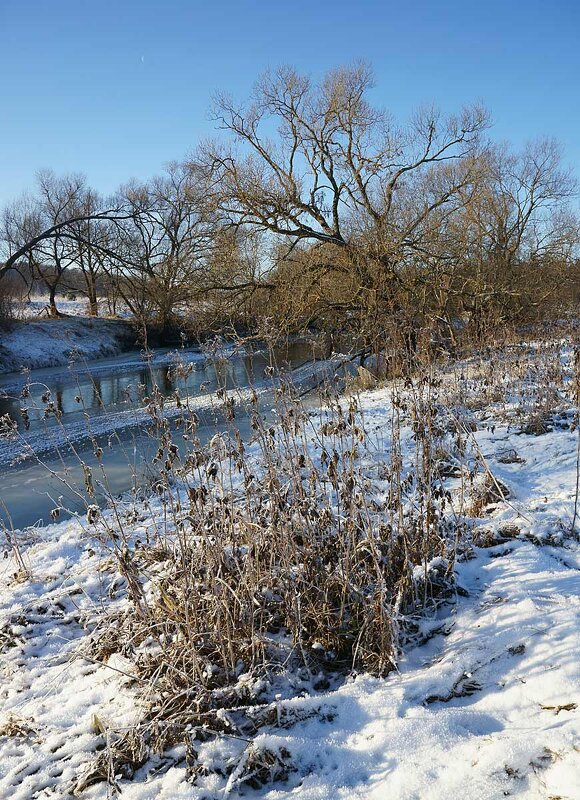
[160,366,172,395]
[0,342,318,531]
[0,396,14,423]
[91,378,103,408]
[138,368,154,397]
[242,354,259,385]
[212,359,233,391]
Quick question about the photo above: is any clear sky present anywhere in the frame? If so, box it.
[1,0,579,208]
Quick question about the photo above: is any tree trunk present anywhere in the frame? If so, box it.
[87,281,99,316]
[48,284,59,317]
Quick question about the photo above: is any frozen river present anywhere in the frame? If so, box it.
[0,340,331,531]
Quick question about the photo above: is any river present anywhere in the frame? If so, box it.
[0,340,329,531]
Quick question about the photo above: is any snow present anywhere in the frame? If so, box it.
[0,522,142,799]
[15,296,107,320]
[0,343,579,799]
[0,317,135,374]
[2,534,578,798]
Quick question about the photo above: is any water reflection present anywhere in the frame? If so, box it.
[0,341,320,531]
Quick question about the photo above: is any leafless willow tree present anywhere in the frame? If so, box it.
[444,138,579,337]
[1,171,91,316]
[64,186,113,316]
[1,62,578,344]
[198,63,490,344]
[104,162,216,330]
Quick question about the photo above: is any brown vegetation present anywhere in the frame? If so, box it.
[0,63,577,346]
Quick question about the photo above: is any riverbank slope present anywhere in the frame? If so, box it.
[0,318,136,374]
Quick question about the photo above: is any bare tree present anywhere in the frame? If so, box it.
[1,64,577,346]
[450,139,579,335]
[2,195,43,299]
[1,172,94,316]
[200,63,489,343]
[105,162,215,333]
[66,186,111,316]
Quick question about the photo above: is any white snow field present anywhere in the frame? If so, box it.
[0,343,578,800]
[16,297,106,320]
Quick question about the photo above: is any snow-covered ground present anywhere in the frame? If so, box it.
[13,296,128,320]
[0,317,135,374]
[0,344,578,799]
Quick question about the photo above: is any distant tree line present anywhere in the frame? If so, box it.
[1,63,578,350]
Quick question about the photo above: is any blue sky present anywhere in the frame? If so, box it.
[1,0,579,207]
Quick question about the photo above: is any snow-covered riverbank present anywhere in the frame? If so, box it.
[1,520,578,799]
[0,343,578,799]
[0,318,135,374]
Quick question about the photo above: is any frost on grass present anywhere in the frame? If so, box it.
[0,338,579,799]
